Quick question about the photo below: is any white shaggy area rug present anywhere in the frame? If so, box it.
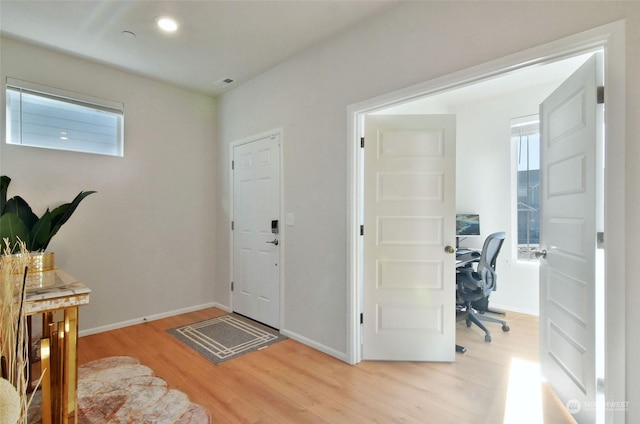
[29,356,211,423]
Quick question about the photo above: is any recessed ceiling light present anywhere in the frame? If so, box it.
[156,16,178,32]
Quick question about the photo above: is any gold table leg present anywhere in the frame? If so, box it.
[64,307,79,423]
[40,338,52,424]
[38,307,80,424]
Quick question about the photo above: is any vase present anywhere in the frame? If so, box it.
[4,252,56,291]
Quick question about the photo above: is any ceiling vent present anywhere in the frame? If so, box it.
[213,78,235,89]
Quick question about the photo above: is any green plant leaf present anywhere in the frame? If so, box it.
[41,190,96,251]
[0,177,96,252]
[0,213,29,252]
[0,175,10,213]
[30,210,53,252]
[3,196,39,231]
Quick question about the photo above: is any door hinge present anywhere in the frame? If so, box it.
[231,160,235,170]
[231,281,234,291]
[597,86,605,104]
[360,225,364,236]
[360,313,364,324]
[597,232,604,249]
[360,137,365,148]
[231,221,234,230]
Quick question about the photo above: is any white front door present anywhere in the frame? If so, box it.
[539,53,603,423]
[232,134,281,329]
[362,114,456,361]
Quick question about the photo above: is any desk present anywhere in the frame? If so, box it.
[25,269,90,424]
[456,250,481,268]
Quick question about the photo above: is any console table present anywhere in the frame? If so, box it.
[25,269,90,424]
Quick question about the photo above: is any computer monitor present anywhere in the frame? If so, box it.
[456,214,481,237]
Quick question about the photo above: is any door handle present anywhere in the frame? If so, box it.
[266,238,279,246]
[534,249,547,259]
[444,246,455,254]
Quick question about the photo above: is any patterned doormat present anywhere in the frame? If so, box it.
[168,313,286,364]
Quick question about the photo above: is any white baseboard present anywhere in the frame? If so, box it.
[279,328,348,363]
[488,303,539,317]
[79,302,219,337]
[213,302,232,313]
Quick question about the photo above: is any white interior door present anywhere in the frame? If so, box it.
[539,53,603,423]
[232,134,281,329]
[362,114,456,361]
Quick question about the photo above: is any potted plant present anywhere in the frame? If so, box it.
[0,176,95,254]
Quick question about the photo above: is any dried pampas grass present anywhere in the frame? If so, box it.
[0,238,41,424]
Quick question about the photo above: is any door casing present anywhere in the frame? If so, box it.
[346,20,625,423]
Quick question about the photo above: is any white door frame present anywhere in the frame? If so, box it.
[230,128,285,327]
[346,20,625,421]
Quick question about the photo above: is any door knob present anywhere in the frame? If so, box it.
[534,249,547,259]
[445,246,455,254]
[266,238,279,246]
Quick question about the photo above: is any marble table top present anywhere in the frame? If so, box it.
[25,269,91,315]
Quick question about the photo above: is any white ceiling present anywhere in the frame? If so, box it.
[379,52,593,113]
[0,0,398,96]
[0,1,594,101]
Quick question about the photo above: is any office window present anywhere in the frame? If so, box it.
[5,78,124,156]
[512,115,540,260]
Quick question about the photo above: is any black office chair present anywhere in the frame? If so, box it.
[456,232,509,342]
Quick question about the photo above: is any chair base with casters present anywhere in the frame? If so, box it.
[464,304,510,342]
[470,297,510,341]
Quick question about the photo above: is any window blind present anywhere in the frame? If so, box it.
[5,78,124,157]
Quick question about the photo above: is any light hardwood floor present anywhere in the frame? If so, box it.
[78,307,577,423]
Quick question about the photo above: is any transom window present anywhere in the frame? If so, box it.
[512,115,540,260]
[5,78,124,157]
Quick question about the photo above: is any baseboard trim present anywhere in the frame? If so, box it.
[487,303,539,317]
[79,302,219,337]
[212,302,232,313]
[279,328,348,363]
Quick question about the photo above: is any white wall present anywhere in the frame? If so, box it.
[454,83,562,315]
[215,1,639,419]
[0,37,218,332]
